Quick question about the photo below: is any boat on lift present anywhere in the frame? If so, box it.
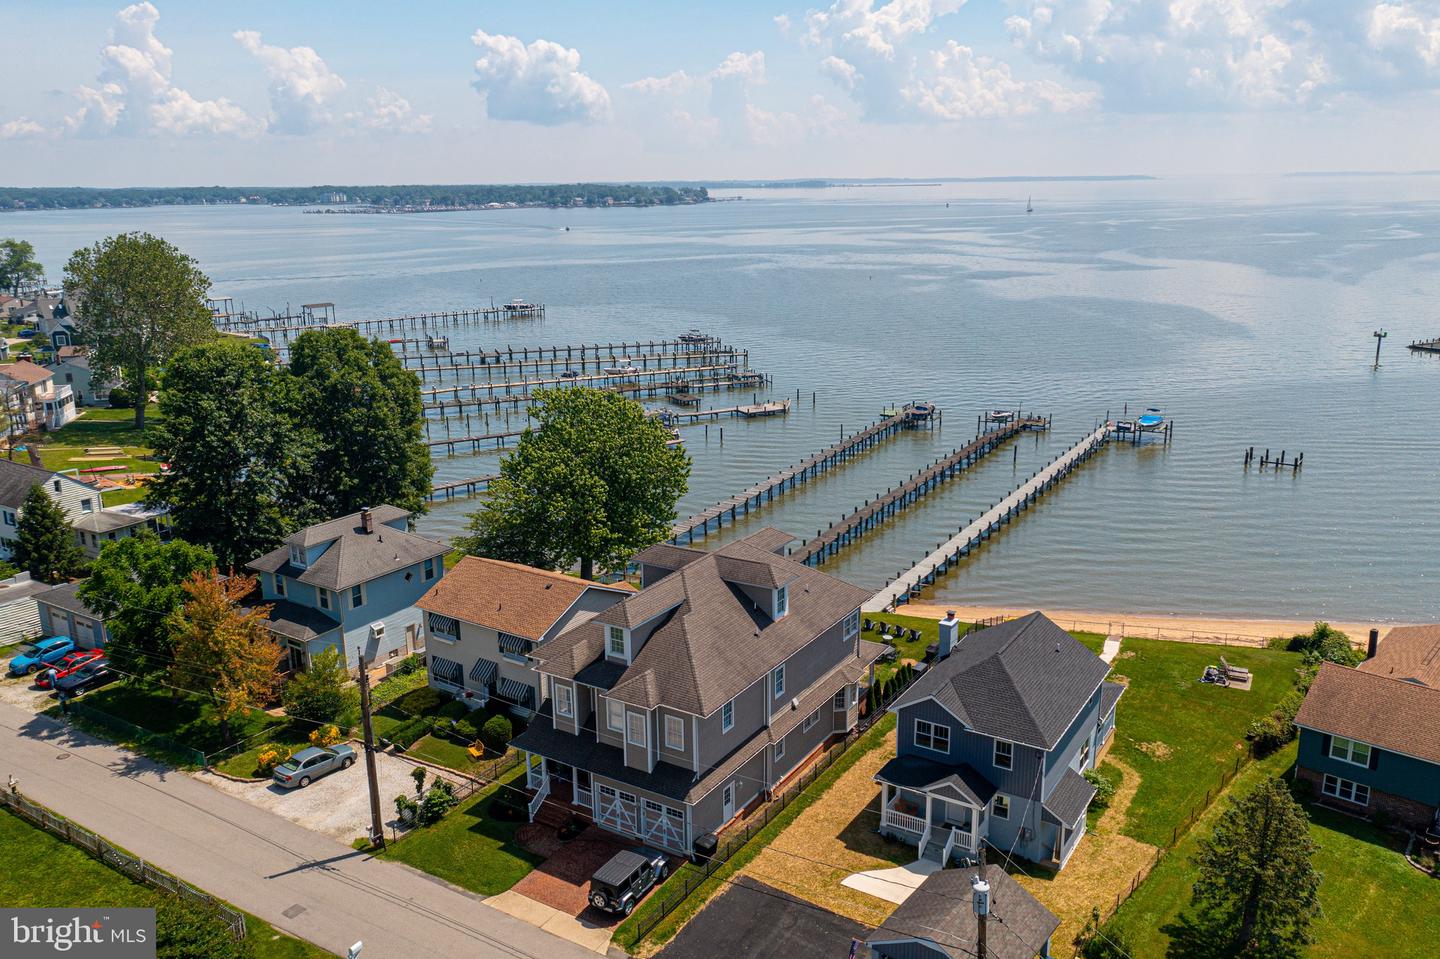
[1136,408,1165,429]
[678,329,710,344]
[987,409,1016,423]
[603,361,640,375]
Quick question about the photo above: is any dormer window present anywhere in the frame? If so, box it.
[288,544,306,569]
[607,625,629,661]
[775,585,788,618]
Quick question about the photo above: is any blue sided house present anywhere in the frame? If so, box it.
[876,612,1121,871]
[246,505,446,675]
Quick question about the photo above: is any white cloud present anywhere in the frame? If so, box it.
[470,30,611,125]
[905,41,1095,118]
[710,50,767,83]
[803,0,967,58]
[0,118,48,139]
[234,30,347,134]
[821,55,861,90]
[64,3,256,136]
[623,70,694,95]
[353,87,433,133]
[1369,3,1440,67]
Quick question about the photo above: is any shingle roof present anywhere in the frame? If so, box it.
[871,865,1059,959]
[0,574,53,605]
[735,527,795,555]
[416,556,632,640]
[0,459,61,510]
[34,581,102,620]
[1359,625,1440,687]
[1042,768,1096,826]
[72,504,164,534]
[1295,661,1440,765]
[535,529,870,716]
[873,754,997,807]
[247,506,446,592]
[242,596,340,643]
[631,542,705,572]
[0,359,54,385]
[289,505,409,548]
[890,612,1112,750]
[1100,680,1125,718]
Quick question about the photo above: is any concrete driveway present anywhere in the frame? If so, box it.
[197,747,451,842]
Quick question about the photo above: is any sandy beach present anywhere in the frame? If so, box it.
[895,602,1402,646]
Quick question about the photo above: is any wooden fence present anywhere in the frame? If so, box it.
[1,789,247,940]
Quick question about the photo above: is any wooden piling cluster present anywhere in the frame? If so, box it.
[865,422,1115,612]
[795,417,1049,567]
[1244,447,1303,471]
[668,403,937,545]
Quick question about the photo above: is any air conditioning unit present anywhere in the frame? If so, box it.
[369,622,386,642]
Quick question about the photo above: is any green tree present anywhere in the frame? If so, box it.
[147,340,314,568]
[12,484,86,583]
[286,327,432,516]
[63,232,215,428]
[78,532,217,679]
[0,238,44,294]
[1287,621,1362,667]
[1188,777,1321,958]
[281,645,355,724]
[458,387,690,579]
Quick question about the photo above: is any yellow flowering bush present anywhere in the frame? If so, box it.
[309,725,343,747]
[255,746,291,775]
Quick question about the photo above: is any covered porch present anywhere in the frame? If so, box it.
[874,755,995,865]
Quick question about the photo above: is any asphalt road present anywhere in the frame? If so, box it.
[0,702,598,959]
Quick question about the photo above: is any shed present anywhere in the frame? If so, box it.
[0,572,49,643]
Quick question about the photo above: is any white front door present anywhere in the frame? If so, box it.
[721,782,735,821]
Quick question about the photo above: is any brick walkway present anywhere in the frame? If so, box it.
[512,824,635,919]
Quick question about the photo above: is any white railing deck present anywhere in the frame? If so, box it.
[882,806,926,836]
[950,827,977,852]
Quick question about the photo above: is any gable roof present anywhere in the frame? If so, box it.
[871,865,1059,959]
[535,529,870,716]
[891,612,1112,750]
[631,542,706,572]
[247,506,447,592]
[416,556,633,640]
[1295,661,1440,765]
[0,359,54,385]
[35,581,103,620]
[1359,625,1440,687]
[0,458,66,510]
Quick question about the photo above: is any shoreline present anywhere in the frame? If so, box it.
[893,602,1402,644]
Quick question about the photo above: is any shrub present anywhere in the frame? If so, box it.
[255,745,291,775]
[1288,621,1363,667]
[309,724,343,748]
[156,896,254,959]
[390,717,431,751]
[392,653,424,675]
[437,699,469,720]
[417,780,457,825]
[391,686,445,717]
[1247,687,1306,755]
[107,386,134,409]
[394,793,418,824]
[449,713,484,742]
[481,714,514,753]
[1084,767,1118,810]
[282,647,353,724]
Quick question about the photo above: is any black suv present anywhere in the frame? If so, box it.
[588,847,669,917]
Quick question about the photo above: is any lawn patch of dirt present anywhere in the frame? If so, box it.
[1137,741,1173,761]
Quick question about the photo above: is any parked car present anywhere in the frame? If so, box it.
[54,659,115,695]
[272,745,356,789]
[7,637,76,677]
[588,847,669,917]
[35,649,105,689]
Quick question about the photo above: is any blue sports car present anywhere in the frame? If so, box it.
[8,636,77,677]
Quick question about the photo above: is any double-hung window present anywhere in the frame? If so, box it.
[915,719,950,754]
[607,626,627,659]
[772,664,786,698]
[833,689,848,710]
[664,715,685,751]
[555,683,575,719]
[801,708,820,733]
[350,584,365,609]
[274,575,286,598]
[992,795,1010,820]
[775,585,788,618]
[289,544,305,568]
[843,609,860,641]
[318,588,332,611]
[423,558,437,581]
[626,710,647,747]
[773,740,786,762]
[1322,774,1370,806]
[606,698,625,733]
[993,739,1014,770]
[1329,736,1371,767]
[721,699,734,733]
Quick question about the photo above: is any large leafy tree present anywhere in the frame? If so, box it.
[63,232,215,428]
[12,483,87,583]
[0,238,44,294]
[78,533,217,679]
[286,327,432,516]
[459,387,690,580]
[1187,777,1321,958]
[147,340,314,568]
[168,570,281,745]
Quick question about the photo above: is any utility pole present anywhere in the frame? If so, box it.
[1373,329,1387,369]
[972,873,990,959]
[357,652,385,850]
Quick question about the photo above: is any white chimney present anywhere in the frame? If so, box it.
[938,611,959,660]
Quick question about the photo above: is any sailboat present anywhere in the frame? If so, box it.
[1026,195,1033,214]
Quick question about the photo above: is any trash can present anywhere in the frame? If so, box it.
[692,832,718,866]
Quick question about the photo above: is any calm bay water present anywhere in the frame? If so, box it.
[12,176,1440,622]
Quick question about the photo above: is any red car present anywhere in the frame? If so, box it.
[35,649,104,689]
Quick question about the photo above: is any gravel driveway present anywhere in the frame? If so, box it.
[0,657,60,713]
[196,747,456,842]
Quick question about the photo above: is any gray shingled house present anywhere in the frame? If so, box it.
[509,527,886,854]
[876,612,1121,871]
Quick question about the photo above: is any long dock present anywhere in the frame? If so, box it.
[794,417,1048,567]
[424,372,769,415]
[427,473,499,502]
[419,362,744,402]
[1408,337,1440,354]
[220,304,544,339]
[394,337,721,369]
[668,404,937,545]
[410,348,745,381]
[655,399,791,423]
[864,422,1114,612]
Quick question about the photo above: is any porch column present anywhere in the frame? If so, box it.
[879,782,890,829]
[923,792,934,845]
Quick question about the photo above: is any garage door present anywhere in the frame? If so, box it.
[641,799,685,851]
[595,784,637,835]
[72,618,95,650]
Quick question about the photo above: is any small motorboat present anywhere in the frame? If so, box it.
[678,330,709,343]
[987,409,1015,423]
[1136,408,1165,429]
[907,402,937,421]
[603,364,640,376]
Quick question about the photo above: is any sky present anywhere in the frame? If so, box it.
[2,0,1439,185]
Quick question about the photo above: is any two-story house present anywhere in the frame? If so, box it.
[0,358,77,430]
[246,505,447,674]
[509,528,887,854]
[876,612,1120,871]
[1294,656,1440,831]
[0,459,102,560]
[47,347,111,407]
[418,556,633,715]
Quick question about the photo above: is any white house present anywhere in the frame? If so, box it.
[0,359,77,430]
[0,459,103,560]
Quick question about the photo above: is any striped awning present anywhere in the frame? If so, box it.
[427,612,458,638]
[496,676,534,705]
[497,632,531,657]
[429,656,463,685]
[469,658,497,685]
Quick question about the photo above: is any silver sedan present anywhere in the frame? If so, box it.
[272,745,356,789]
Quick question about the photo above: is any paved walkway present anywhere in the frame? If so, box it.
[1101,635,1123,664]
[0,702,596,959]
[840,859,940,904]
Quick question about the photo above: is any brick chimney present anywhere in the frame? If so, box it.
[361,507,374,534]
[938,611,959,660]
[1367,628,1379,660]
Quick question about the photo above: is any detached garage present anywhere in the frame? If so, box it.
[0,572,48,644]
[35,581,110,649]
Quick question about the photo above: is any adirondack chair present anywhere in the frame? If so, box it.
[1220,656,1250,682]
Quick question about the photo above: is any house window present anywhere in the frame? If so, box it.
[607,625,626,658]
[274,575,286,598]
[994,739,1014,770]
[318,588,332,611]
[721,699,734,733]
[289,545,305,568]
[1322,774,1370,806]
[555,683,574,719]
[844,609,860,640]
[350,584,365,608]
[772,664,785,698]
[2,511,14,526]
[52,480,61,493]
[1329,736,1371,768]
[801,708,820,733]
[833,689,847,710]
[79,498,93,514]
[664,715,685,750]
[1077,740,1091,771]
[423,557,437,581]
[626,710,647,747]
[992,795,1011,820]
[773,740,786,763]
[775,585,788,618]
[606,699,625,733]
[915,719,950,754]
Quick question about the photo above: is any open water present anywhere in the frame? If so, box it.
[12,175,1440,622]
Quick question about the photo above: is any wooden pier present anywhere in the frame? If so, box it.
[219,304,546,344]
[408,347,745,382]
[423,371,768,416]
[419,362,744,402]
[794,417,1049,567]
[655,399,791,423]
[427,473,499,502]
[668,403,937,545]
[393,337,722,369]
[865,422,1115,612]
[1408,337,1440,354]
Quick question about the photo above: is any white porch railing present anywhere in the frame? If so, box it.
[574,786,593,809]
[527,776,550,822]
[950,826,977,853]
[882,805,926,836]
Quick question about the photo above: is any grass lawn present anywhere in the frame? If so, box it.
[75,681,288,764]
[1108,744,1440,959]
[405,732,483,771]
[614,714,898,955]
[34,404,163,474]
[378,762,541,896]
[211,721,317,779]
[1106,638,1302,847]
[865,612,1105,681]
[1,806,327,959]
